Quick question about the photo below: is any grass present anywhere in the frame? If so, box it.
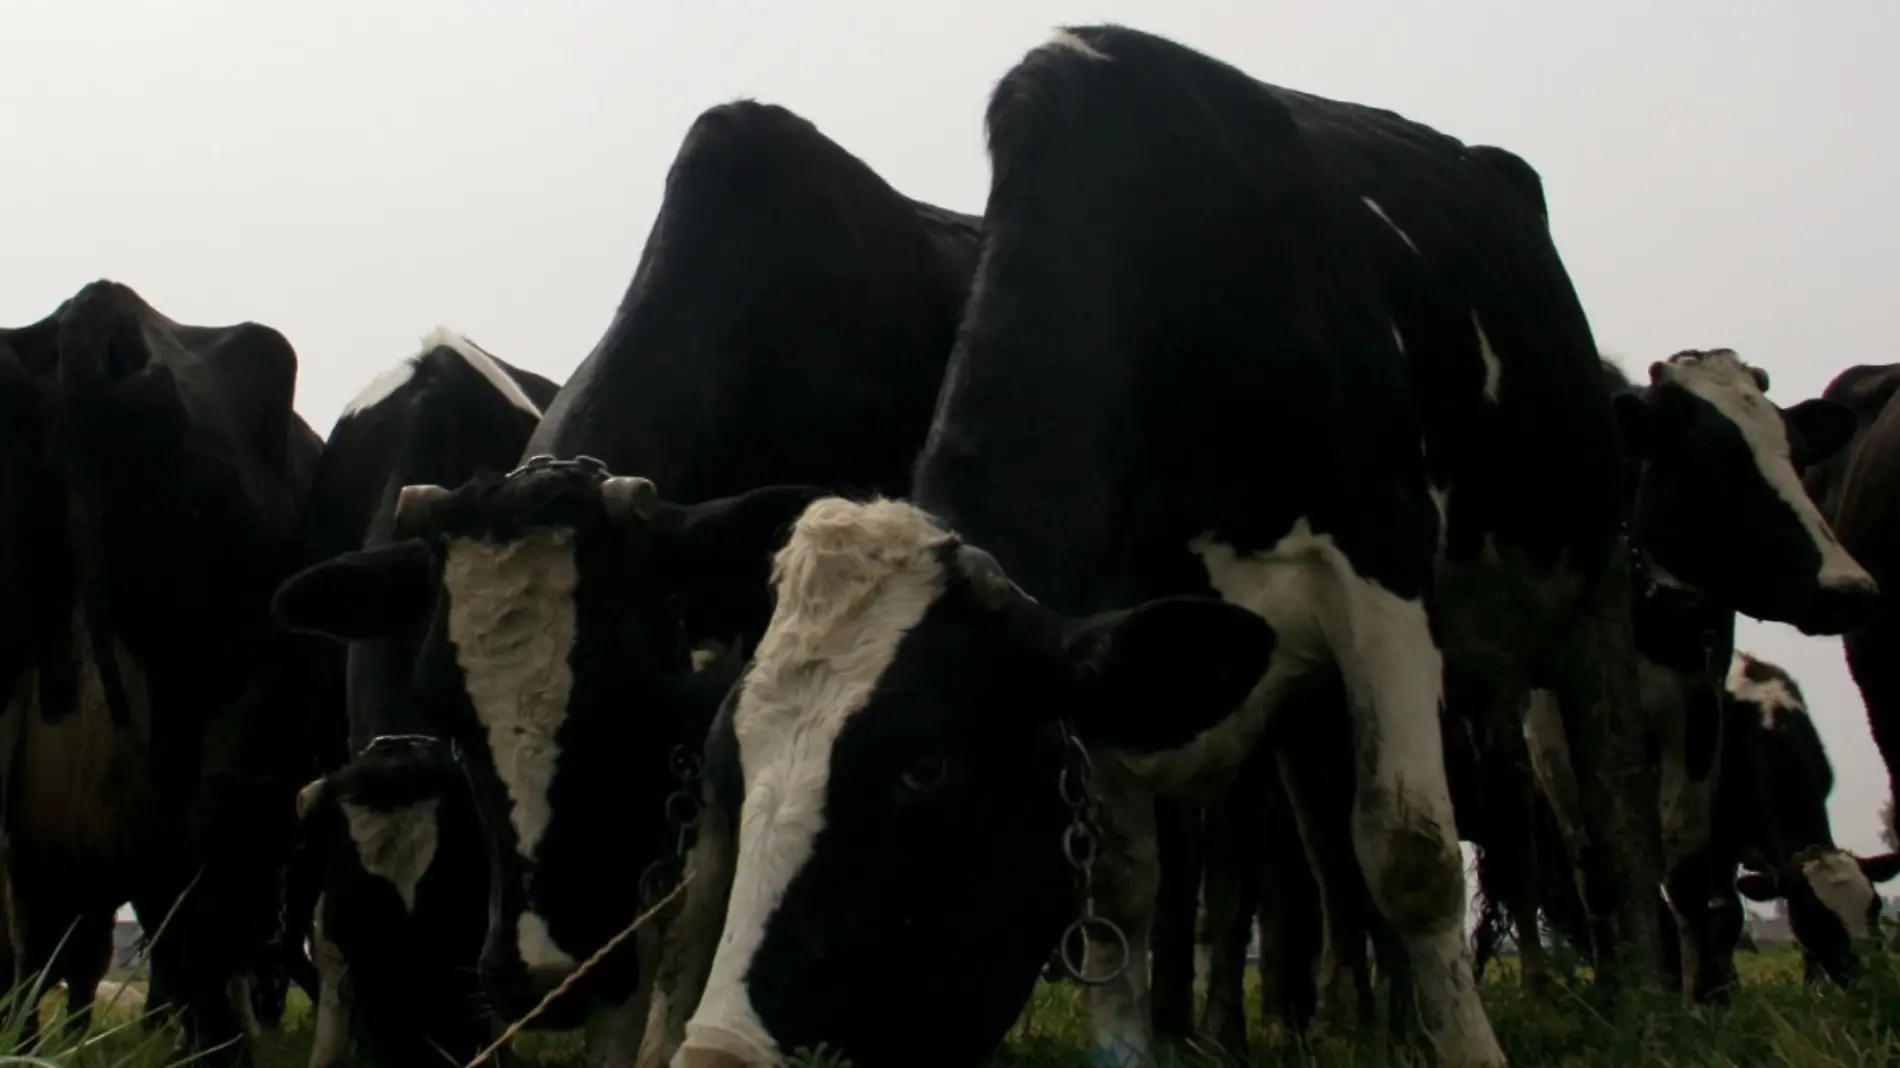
[10,943,1900,1068]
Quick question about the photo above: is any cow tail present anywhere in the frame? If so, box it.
[55,287,135,732]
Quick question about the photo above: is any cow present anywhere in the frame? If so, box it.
[1727,652,1900,982]
[1802,363,1900,853]
[286,330,560,1068]
[269,98,983,1068]
[664,25,1884,1068]
[0,279,325,1063]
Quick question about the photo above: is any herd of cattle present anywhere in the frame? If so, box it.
[6,22,1900,1068]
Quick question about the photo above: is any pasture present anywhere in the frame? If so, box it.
[21,941,1900,1068]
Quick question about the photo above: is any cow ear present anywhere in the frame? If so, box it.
[1736,870,1780,903]
[1062,596,1273,754]
[1611,392,1658,459]
[1784,398,1857,468]
[654,484,831,642]
[1859,852,1900,884]
[273,540,436,642]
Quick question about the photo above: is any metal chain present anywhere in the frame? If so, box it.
[639,744,704,908]
[1055,718,1128,986]
[506,454,611,480]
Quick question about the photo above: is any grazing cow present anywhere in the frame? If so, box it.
[669,26,1885,1068]
[271,99,982,1068]
[288,330,559,1068]
[1727,653,1900,982]
[0,280,324,1063]
[1803,363,1900,845]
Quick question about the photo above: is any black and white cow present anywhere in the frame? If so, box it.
[271,99,983,1068]
[1727,652,1900,982]
[288,329,559,1068]
[0,279,325,1062]
[666,26,1885,1068]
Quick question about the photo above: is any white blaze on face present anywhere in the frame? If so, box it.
[442,528,581,969]
[340,799,441,914]
[1802,850,1878,939]
[1661,351,1874,590]
[1725,653,1805,730]
[678,498,950,1065]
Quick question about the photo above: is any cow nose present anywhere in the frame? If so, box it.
[673,1026,777,1068]
[673,1050,757,1068]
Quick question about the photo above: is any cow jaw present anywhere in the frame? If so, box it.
[442,527,581,970]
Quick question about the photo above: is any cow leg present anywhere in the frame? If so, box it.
[306,896,350,1068]
[133,886,250,1068]
[584,926,660,1068]
[1075,757,1161,1068]
[1329,591,1501,1068]
[55,907,116,1034]
[1845,627,1900,829]
[1199,758,1267,1061]
[634,780,738,1068]
[1149,798,1202,1043]
[1275,743,1373,1034]
[1540,557,1667,988]
[1239,752,1321,1041]
[1371,916,1415,1040]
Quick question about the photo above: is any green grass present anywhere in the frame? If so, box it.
[13,944,1900,1068]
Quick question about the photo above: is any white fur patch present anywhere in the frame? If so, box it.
[1045,28,1109,61]
[1802,850,1877,939]
[339,358,418,419]
[1726,652,1805,730]
[518,911,578,973]
[1192,520,1500,1068]
[442,530,579,869]
[340,799,441,913]
[1662,351,1873,591]
[679,498,950,1064]
[1362,197,1419,254]
[340,327,544,419]
[1470,312,1503,403]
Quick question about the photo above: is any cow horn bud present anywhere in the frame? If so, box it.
[602,476,659,525]
[394,483,450,538]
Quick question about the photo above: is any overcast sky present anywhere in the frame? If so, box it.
[7,2,1898,878]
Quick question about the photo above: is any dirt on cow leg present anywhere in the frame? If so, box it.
[1543,544,1668,991]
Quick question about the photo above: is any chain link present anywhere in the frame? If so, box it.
[640,744,704,908]
[1055,718,1128,986]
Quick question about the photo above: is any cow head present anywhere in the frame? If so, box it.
[270,458,820,1019]
[675,497,1271,1068]
[1613,349,1876,635]
[297,735,499,1048]
[1739,846,1900,983]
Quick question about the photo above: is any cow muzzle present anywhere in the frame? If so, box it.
[1793,576,1881,636]
[673,1026,779,1068]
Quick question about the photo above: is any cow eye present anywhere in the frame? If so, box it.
[900,756,949,793]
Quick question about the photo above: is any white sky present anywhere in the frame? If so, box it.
[7,0,1897,890]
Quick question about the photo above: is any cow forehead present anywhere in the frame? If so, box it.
[1659,351,1782,442]
[441,528,580,862]
[733,497,952,766]
[1725,655,1805,728]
